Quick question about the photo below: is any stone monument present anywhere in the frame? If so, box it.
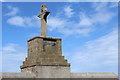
[20,4,70,78]
[1,4,118,80]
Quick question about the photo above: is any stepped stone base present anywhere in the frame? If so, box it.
[21,36,70,69]
[20,36,70,77]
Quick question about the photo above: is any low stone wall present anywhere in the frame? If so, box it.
[1,73,35,78]
[1,72,118,79]
[70,73,118,78]
[1,78,119,80]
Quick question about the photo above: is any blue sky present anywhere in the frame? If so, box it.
[2,2,118,74]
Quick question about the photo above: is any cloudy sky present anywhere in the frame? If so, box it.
[2,2,118,74]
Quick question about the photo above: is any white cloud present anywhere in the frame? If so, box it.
[5,5,19,16]
[90,3,116,24]
[48,4,116,36]
[7,16,25,26]
[2,43,27,72]
[91,11,115,24]
[7,16,39,27]
[64,28,118,73]
[78,10,115,27]
[92,2,108,12]
[64,6,74,18]
[5,5,40,28]
[109,2,118,8]
[79,13,93,26]
[48,16,93,36]
[47,3,116,37]
[47,17,66,31]
[3,44,17,52]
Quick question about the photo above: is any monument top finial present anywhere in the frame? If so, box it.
[41,4,46,7]
[37,4,50,37]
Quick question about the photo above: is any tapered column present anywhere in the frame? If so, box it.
[41,19,46,36]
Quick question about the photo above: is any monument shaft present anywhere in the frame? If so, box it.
[41,19,46,36]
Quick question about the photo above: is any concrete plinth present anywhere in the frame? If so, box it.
[22,66,70,78]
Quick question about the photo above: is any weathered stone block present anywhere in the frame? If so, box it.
[21,36,70,71]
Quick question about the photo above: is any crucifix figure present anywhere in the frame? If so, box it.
[37,4,50,37]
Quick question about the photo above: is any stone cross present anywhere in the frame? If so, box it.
[37,4,50,37]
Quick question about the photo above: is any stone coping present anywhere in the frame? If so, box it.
[28,36,61,42]
[1,72,118,78]
[1,73,36,78]
[70,73,118,78]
